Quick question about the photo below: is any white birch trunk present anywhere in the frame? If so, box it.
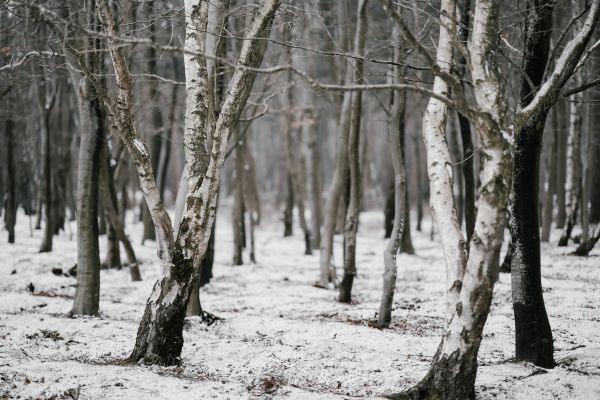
[419,0,467,324]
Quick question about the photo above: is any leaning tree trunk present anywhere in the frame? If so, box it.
[98,139,142,281]
[509,0,555,368]
[378,25,407,326]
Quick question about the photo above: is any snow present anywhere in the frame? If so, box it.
[1,208,599,399]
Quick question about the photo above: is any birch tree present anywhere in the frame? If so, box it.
[379,0,600,396]
[378,24,407,327]
[96,0,279,365]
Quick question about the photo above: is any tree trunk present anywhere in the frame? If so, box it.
[456,0,476,246]
[509,0,555,368]
[555,100,568,228]
[541,107,559,242]
[4,119,17,244]
[384,178,394,238]
[317,0,356,288]
[510,116,554,367]
[70,77,103,316]
[339,0,368,303]
[378,25,407,326]
[308,109,323,248]
[415,135,424,232]
[100,0,280,364]
[39,88,54,253]
[98,139,142,281]
[283,172,294,237]
[558,72,583,246]
[232,139,244,266]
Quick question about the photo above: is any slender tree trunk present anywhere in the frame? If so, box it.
[232,137,244,266]
[555,100,568,228]
[558,72,583,246]
[39,93,54,253]
[99,140,142,281]
[283,172,294,236]
[308,109,322,248]
[4,119,17,244]
[541,107,559,242]
[456,0,476,246]
[378,25,407,327]
[339,0,368,303]
[384,178,394,238]
[415,135,424,232]
[317,1,356,288]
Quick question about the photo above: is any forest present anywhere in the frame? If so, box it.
[0,0,599,399]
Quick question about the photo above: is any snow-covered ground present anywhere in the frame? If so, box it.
[1,207,599,399]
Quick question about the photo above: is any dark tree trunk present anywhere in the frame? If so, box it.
[458,113,476,245]
[384,177,394,238]
[283,172,294,237]
[456,0,476,247]
[4,119,17,244]
[510,121,554,368]
[104,225,121,268]
[200,220,216,287]
[232,144,244,266]
[509,0,555,368]
[39,108,53,253]
[415,135,424,232]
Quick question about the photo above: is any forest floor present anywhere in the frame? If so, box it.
[1,207,599,400]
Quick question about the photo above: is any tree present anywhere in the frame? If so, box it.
[95,0,280,364]
[509,0,555,368]
[380,0,600,396]
[378,23,407,327]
